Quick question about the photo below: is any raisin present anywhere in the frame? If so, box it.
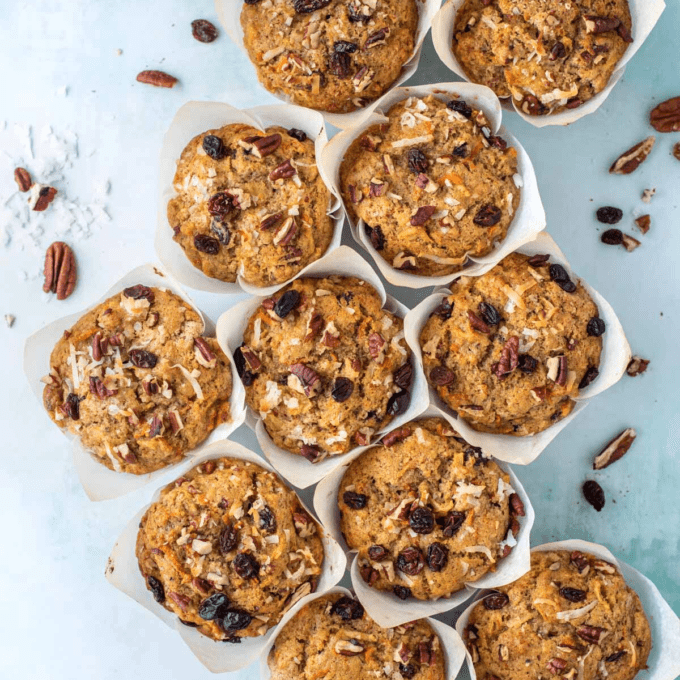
[447,99,472,118]
[386,389,410,416]
[440,511,466,537]
[550,41,566,59]
[194,234,220,255]
[409,506,435,534]
[220,609,252,631]
[427,542,449,571]
[329,51,351,78]
[579,366,600,388]
[596,206,623,224]
[348,1,368,22]
[407,149,428,174]
[601,229,623,245]
[365,224,386,251]
[258,506,277,534]
[549,264,577,293]
[559,587,587,602]
[518,354,537,374]
[453,142,468,157]
[464,446,485,466]
[244,0,261,4]
[233,553,259,579]
[343,490,367,509]
[331,377,354,403]
[431,298,453,320]
[399,664,417,678]
[483,592,509,610]
[583,480,605,511]
[129,349,158,368]
[211,221,231,245]
[147,575,165,603]
[233,346,256,386]
[606,651,627,663]
[368,545,388,560]
[473,204,502,227]
[202,134,226,159]
[396,547,425,576]
[192,19,219,43]
[429,366,454,386]
[393,362,413,390]
[587,317,606,337]
[274,290,301,318]
[287,128,307,142]
[123,284,154,302]
[334,40,358,53]
[331,596,365,620]
[528,253,550,267]
[199,593,230,620]
[62,393,82,420]
[478,301,501,326]
[220,524,238,553]
[393,585,412,600]
[207,191,237,220]
[179,619,198,627]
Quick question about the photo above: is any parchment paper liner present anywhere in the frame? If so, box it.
[23,263,247,501]
[216,245,430,489]
[155,100,345,296]
[455,540,680,680]
[259,585,468,679]
[432,0,666,128]
[216,0,443,130]
[404,231,631,466]
[105,440,347,674]
[312,403,535,627]
[318,82,545,289]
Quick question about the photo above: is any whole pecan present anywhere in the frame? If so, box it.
[609,136,655,174]
[43,241,77,300]
[244,133,282,158]
[290,363,322,397]
[269,159,296,181]
[493,336,519,378]
[136,70,178,88]
[14,167,32,192]
[650,97,680,133]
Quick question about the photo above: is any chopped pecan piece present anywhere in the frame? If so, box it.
[634,214,651,234]
[410,205,436,226]
[593,428,636,469]
[626,356,649,377]
[609,136,655,174]
[290,363,321,397]
[493,336,519,378]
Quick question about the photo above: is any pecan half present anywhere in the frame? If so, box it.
[260,212,283,230]
[577,625,605,644]
[626,356,649,377]
[593,428,636,469]
[30,184,58,211]
[14,167,32,192]
[245,133,282,158]
[194,337,216,367]
[273,217,298,246]
[290,363,321,397]
[650,97,680,133]
[136,70,178,88]
[547,657,568,674]
[368,332,385,359]
[410,205,436,226]
[382,427,411,447]
[493,336,519,378]
[609,136,655,174]
[467,310,491,334]
[43,242,77,300]
[269,159,296,181]
[509,493,525,517]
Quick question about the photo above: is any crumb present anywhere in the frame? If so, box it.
[115,48,123,56]
[641,188,656,203]
[4,314,15,328]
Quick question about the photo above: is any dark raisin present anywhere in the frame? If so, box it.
[233,553,259,579]
[429,366,454,386]
[233,346,256,386]
[587,317,606,337]
[407,148,428,174]
[446,99,472,118]
[432,298,453,320]
[478,301,501,326]
[453,142,468,158]
[473,204,502,227]
[518,354,537,374]
[579,366,600,389]
[207,191,237,220]
[396,547,425,576]
[129,349,158,368]
[274,290,301,319]
[331,377,354,403]
[62,393,83,420]
[292,0,332,12]
[596,206,623,224]
[123,284,155,302]
[244,0,262,4]
[343,490,367,509]
[147,575,165,603]
[601,229,623,245]
[583,480,605,511]
[220,609,252,631]
[198,593,230,620]
[220,524,238,553]
[440,511,466,537]
[333,40,358,53]
[192,19,219,43]
[194,234,220,255]
[559,587,587,602]
[329,51,352,78]
[427,542,449,572]
[550,40,566,59]
[528,253,550,267]
[464,446,485,466]
[393,362,413,390]
[348,1,368,21]
[210,220,231,246]
[606,651,627,663]
[483,592,509,610]
[202,134,226,159]
[549,263,577,293]
[287,128,307,142]
[258,506,277,534]
[364,224,386,251]
[179,619,198,627]
[386,389,410,416]
[409,506,435,534]
[368,545,388,561]
[393,585,412,600]
[331,596,364,620]
[399,664,417,678]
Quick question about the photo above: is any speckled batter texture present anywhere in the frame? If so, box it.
[240,0,418,114]
[167,123,334,287]
[268,592,446,679]
[237,276,413,461]
[136,457,324,641]
[465,550,652,680]
[340,95,520,277]
[419,252,603,436]
[452,0,633,115]
[42,286,232,475]
[339,417,523,600]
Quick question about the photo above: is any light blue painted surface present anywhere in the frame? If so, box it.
[0,0,677,677]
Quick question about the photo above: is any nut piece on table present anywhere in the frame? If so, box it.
[14,167,32,192]
[29,184,57,211]
[626,356,650,377]
[650,96,680,133]
[43,241,77,301]
[593,428,636,470]
[634,215,651,234]
[609,136,655,175]
[136,70,178,88]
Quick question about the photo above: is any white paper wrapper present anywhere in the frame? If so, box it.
[432,0,666,127]
[23,264,247,501]
[216,245,430,489]
[155,100,345,296]
[455,540,680,680]
[259,585,468,679]
[404,231,631,466]
[318,83,546,289]
[216,0,443,130]
[312,403,535,628]
[105,440,347,674]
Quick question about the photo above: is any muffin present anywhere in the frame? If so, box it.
[340,95,520,277]
[235,276,413,461]
[240,0,418,115]
[136,456,324,641]
[419,252,604,436]
[167,123,334,287]
[268,592,446,679]
[452,0,633,116]
[464,550,652,680]
[42,285,232,474]
[339,418,523,601]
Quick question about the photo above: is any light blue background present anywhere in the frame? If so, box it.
[0,0,678,678]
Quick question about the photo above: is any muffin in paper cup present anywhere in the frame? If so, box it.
[216,245,429,489]
[432,0,666,128]
[319,83,545,289]
[23,263,246,501]
[155,101,344,296]
[313,404,535,628]
[403,231,631,466]
[215,0,442,130]
[105,440,347,674]
[454,540,680,680]
[259,586,468,680]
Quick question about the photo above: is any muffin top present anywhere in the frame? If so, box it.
[465,550,652,680]
[268,592,446,679]
[452,0,633,116]
[419,252,603,436]
[237,276,413,460]
[339,417,523,600]
[240,0,418,114]
[167,123,334,287]
[136,456,324,641]
[42,285,232,475]
[340,95,520,278]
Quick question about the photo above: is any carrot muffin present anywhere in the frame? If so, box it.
[42,285,232,474]
[464,549,652,680]
[340,95,520,277]
[240,0,418,114]
[419,252,604,436]
[137,457,324,641]
[452,0,633,115]
[268,592,446,679]
[236,276,413,461]
[339,417,524,601]
[167,124,334,287]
